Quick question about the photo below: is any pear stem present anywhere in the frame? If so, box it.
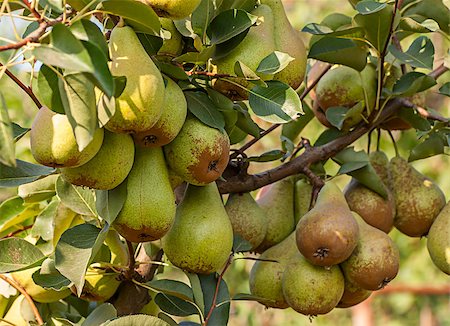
[387,129,399,157]
[0,274,44,325]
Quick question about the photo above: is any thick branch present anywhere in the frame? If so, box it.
[377,284,450,295]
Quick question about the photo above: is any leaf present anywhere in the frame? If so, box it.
[302,23,334,35]
[208,9,257,44]
[59,73,98,151]
[338,161,369,175]
[199,274,230,326]
[438,82,450,97]
[402,0,450,34]
[391,72,436,96]
[185,92,225,130]
[246,150,284,162]
[147,279,195,302]
[82,303,117,326]
[325,102,365,130]
[56,176,97,216]
[32,258,71,290]
[175,46,216,65]
[248,81,303,123]
[388,36,434,69]
[99,0,161,35]
[191,0,217,41]
[232,234,253,253]
[136,33,163,56]
[0,238,45,273]
[186,273,205,314]
[233,61,261,81]
[232,293,269,301]
[18,174,58,203]
[256,51,295,75]
[95,181,127,225]
[398,17,439,33]
[12,123,30,142]
[234,103,260,138]
[154,293,199,317]
[0,94,15,167]
[0,196,41,233]
[37,65,65,114]
[408,133,446,162]
[0,160,55,188]
[281,103,314,142]
[70,19,108,59]
[355,0,387,14]
[396,107,431,131]
[97,94,116,128]
[31,199,59,241]
[206,89,234,111]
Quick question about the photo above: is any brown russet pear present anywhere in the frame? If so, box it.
[162,183,233,274]
[296,182,359,266]
[427,201,450,274]
[60,131,135,190]
[107,25,165,134]
[225,192,268,250]
[163,117,230,185]
[114,147,176,243]
[294,179,313,225]
[341,213,400,291]
[143,0,201,19]
[133,77,187,147]
[282,255,345,316]
[336,278,372,308]
[255,177,296,252]
[30,106,104,167]
[390,156,446,237]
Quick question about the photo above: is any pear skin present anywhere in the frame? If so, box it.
[60,131,135,190]
[294,179,313,225]
[390,156,446,237]
[296,183,359,266]
[114,147,176,243]
[427,201,450,274]
[75,267,121,302]
[159,18,183,56]
[336,278,372,308]
[142,0,201,19]
[107,26,165,134]
[162,183,233,274]
[30,106,104,168]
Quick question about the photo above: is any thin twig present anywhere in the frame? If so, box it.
[0,274,44,325]
[2,225,33,239]
[22,0,42,20]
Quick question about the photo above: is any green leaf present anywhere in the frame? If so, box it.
[213,28,250,60]
[99,0,161,35]
[208,9,257,44]
[408,133,446,162]
[398,17,439,33]
[56,177,97,216]
[18,174,58,203]
[388,36,434,69]
[12,123,30,142]
[0,160,55,188]
[206,89,234,111]
[281,103,314,142]
[246,150,284,162]
[82,303,117,326]
[175,46,216,65]
[137,33,163,56]
[191,0,216,41]
[59,73,98,151]
[147,279,195,302]
[302,23,334,35]
[185,92,225,130]
[256,51,295,75]
[67,0,100,11]
[234,103,260,138]
[338,161,369,174]
[199,274,230,326]
[396,107,431,131]
[31,199,59,241]
[234,61,261,81]
[32,258,71,290]
[325,102,365,130]
[70,19,108,59]
[439,82,450,97]
[0,238,45,273]
[95,181,127,225]
[0,94,15,167]
[232,234,253,253]
[391,72,436,96]
[186,273,205,314]
[154,293,199,317]
[355,0,387,14]
[402,0,449,34]
[248,81,303,123]
[37,65,65,114]
[97,94,116,128]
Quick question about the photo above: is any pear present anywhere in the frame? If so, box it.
[107,25,165,134]
[76,266,121,302]
[159,18,183,56]
[255,178,296,252]
[162,183,233,274]
[12,267,71,303]
[225,192,267,250]
[390,156,446,237]
[249,232,298,309]
[142,0,201,19]
[427,201,450,274]
[296,182,359,267]
[163,117,230,186]
[114,147,176,243]
[30,106,104,167]
[261,0,307,89]
[294,179,313,225]
[133,77,187,147]
[282,255,345,316]
[0,295,9,319]
[60,130,135,190]
[1,295,35,326]
[212,5,276,100]
[336,278,372,308]
[107,314,169,326]
[341,213,400,291]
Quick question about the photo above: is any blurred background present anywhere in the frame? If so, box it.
[0,0,449,325]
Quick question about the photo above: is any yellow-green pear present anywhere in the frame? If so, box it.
[336,278,371,308]
[162,183,233,274]
[1,295,35,326]
[261,0,307,89]
[158,18,183,56]
[225,192,267,250]
[163,117,230,186]
[133,77,187,147]
[427,201,450,274]
[12,267,71,303]
[113,147,176,243]
[296,183,359,267]
[107,25,165,134]
[60,131,135,190]
[254,178,296,252]
[76,266,121,302]
[142,0,201,19]
[294,179,313,225]
[30,107,104,167]
[0,295,9,318]
[390,156,446,237]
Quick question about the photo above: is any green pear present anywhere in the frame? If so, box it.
[282,255,345,315]
[163,117,230,186]
[60,130,135,190]
[107,314,169,326]
[296,183,359,267]
[341,213,400,291]
[212,5,276,100]
[249,232,298,309]
[336,278,372,308]
[255,177,296,252]
[142,0,201,19]
[261,0,307,89]
[390,156,446,237]
[158,18,183,56]
[107,25,165,134]
[12,267,71,303]
[133,77,187,147]
[162,183,233,274]
[75,265,121,302]
[2,295,35,326]
[113,147,176,243]
[427,201,450,274]
[294,179,313,225]
[225,192,267,250]
[30,106,104,167]
[0,295,9,319]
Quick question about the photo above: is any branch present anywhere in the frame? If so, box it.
[0,274,44,325]
[22,0,42,21]
[124,241,136,280]
[377,284,450,295]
